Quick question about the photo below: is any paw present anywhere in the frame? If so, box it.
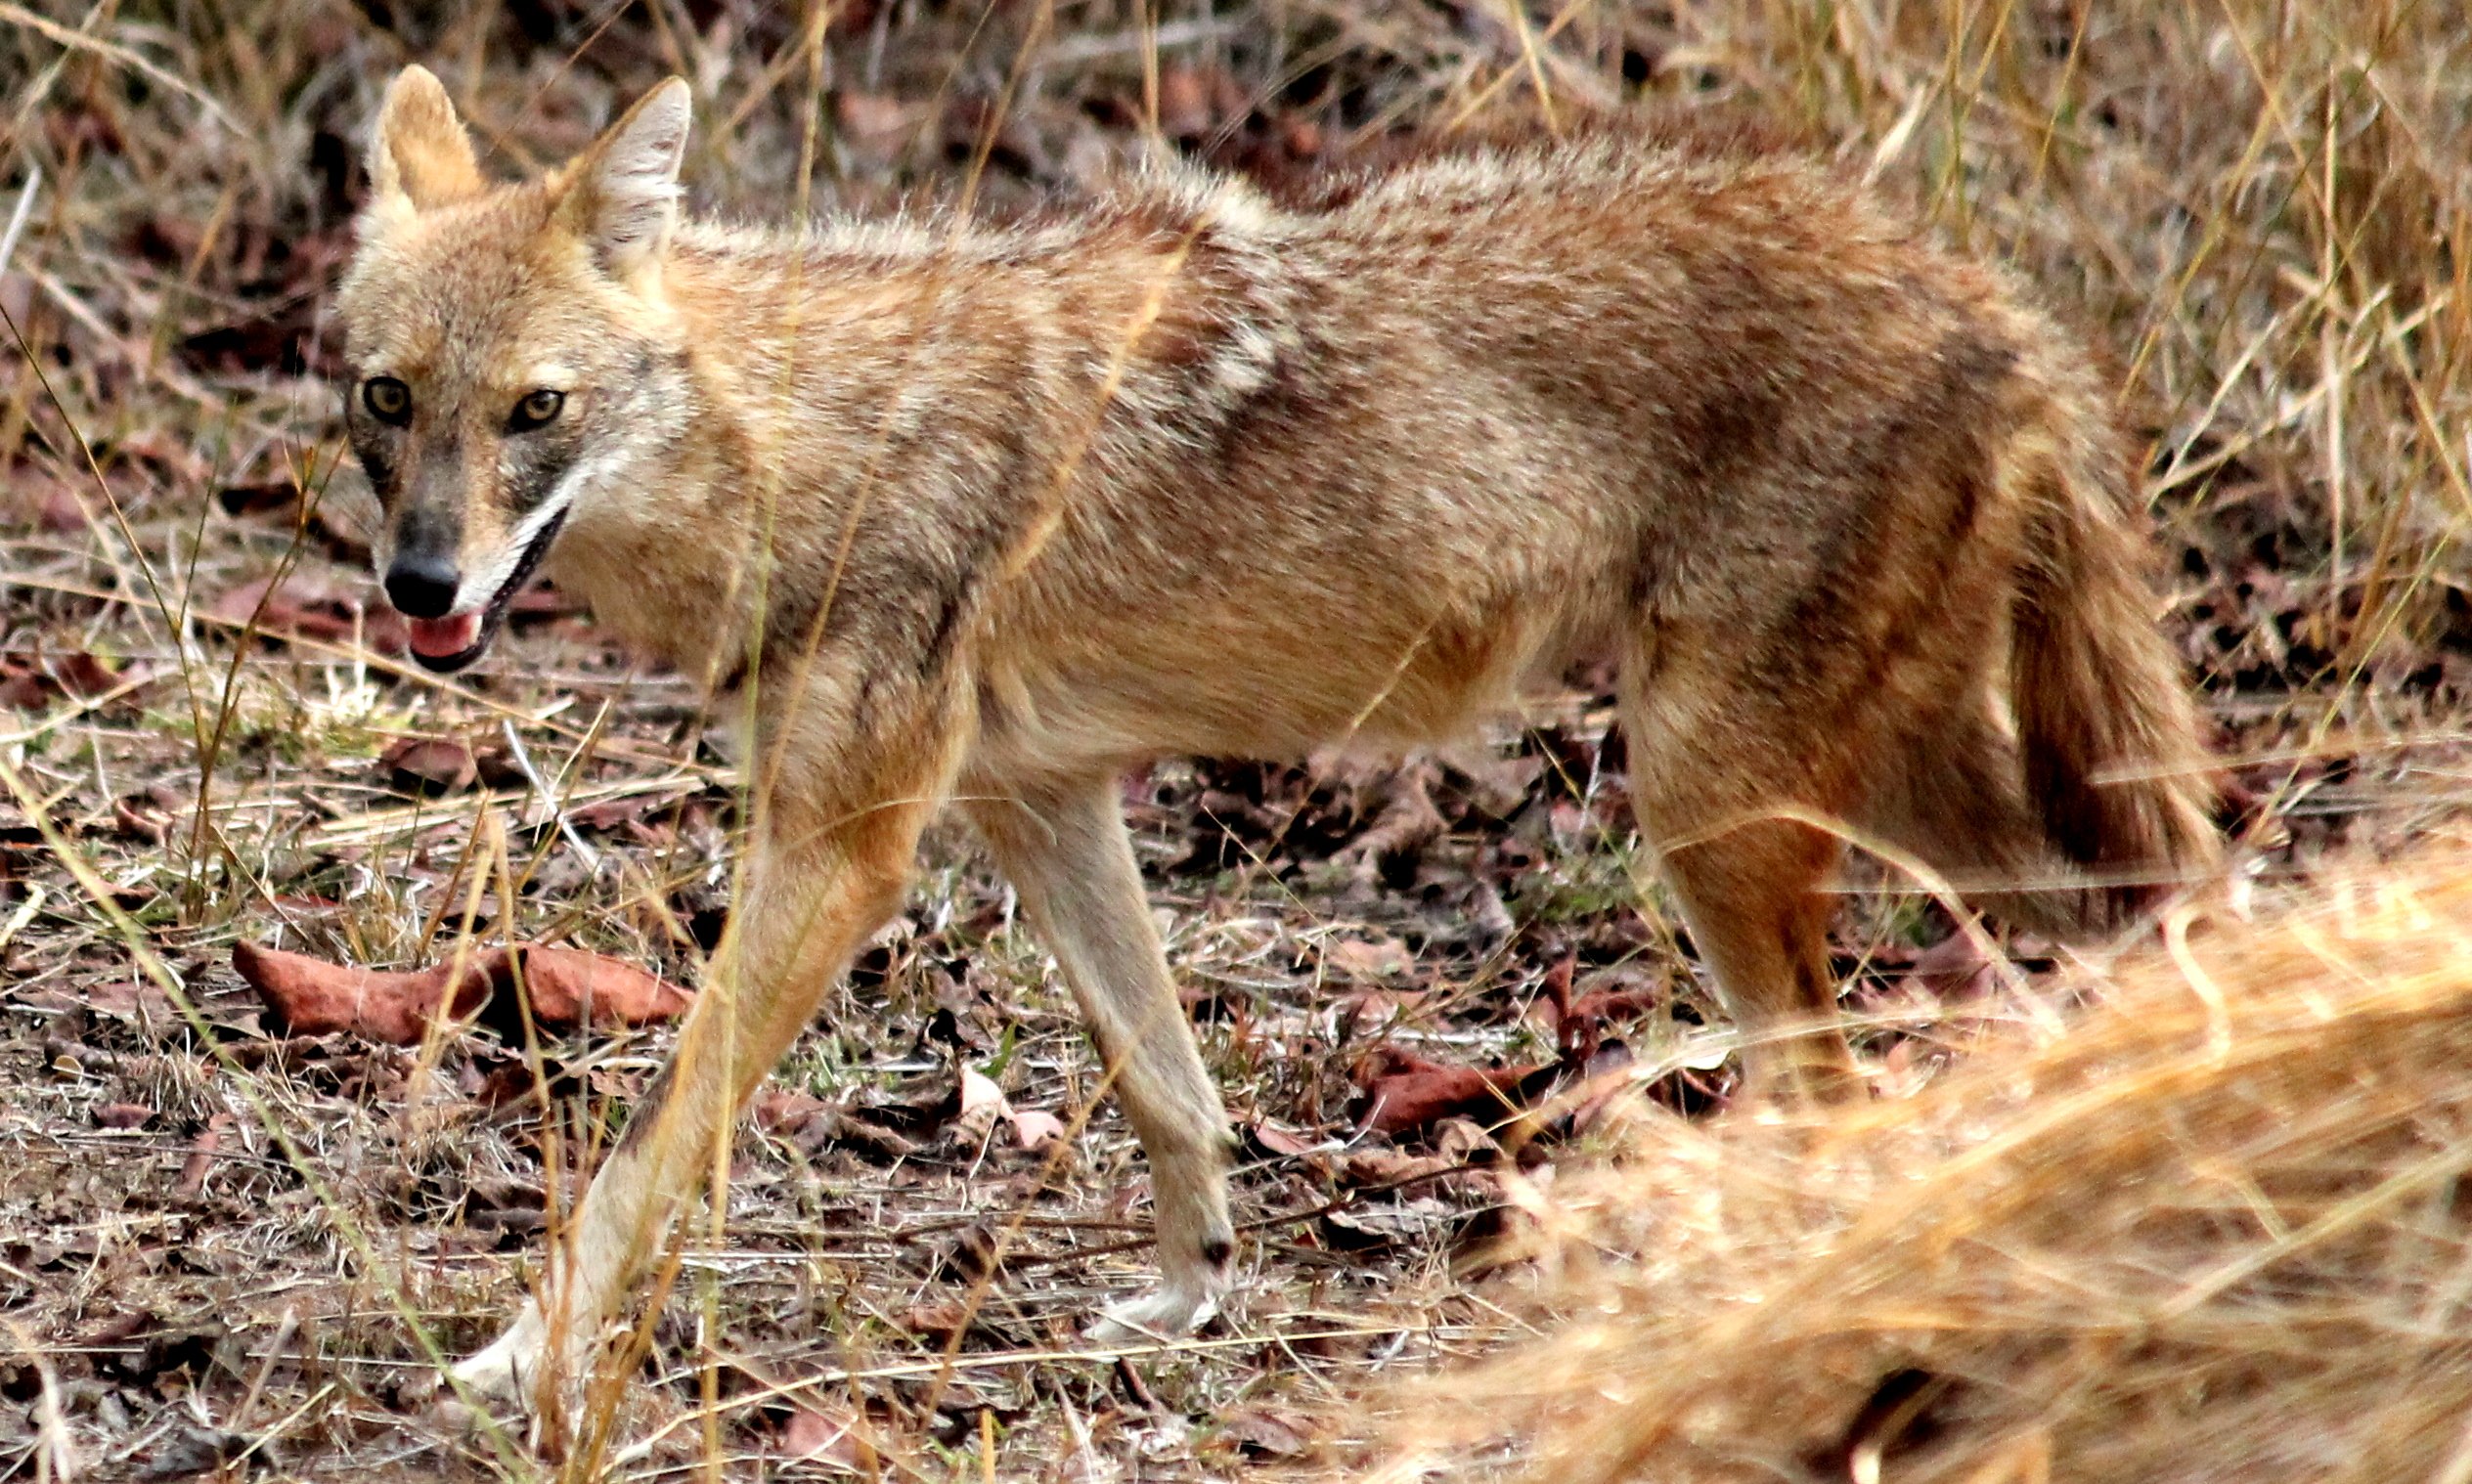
[1083,1281,1220,1348]
[445,1317,548,1412]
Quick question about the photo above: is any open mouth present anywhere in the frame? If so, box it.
[400,510,568,674]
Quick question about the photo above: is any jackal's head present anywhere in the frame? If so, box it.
[334,67,692,671]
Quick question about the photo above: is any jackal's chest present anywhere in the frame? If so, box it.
[544,520,747,689]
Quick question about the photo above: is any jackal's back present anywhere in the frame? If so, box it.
[966,134,2082,772]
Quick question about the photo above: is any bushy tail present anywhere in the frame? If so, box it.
[2010,439,2222,930]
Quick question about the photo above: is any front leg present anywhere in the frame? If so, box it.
[966,775,1237,1342]
[450,783,931,1408]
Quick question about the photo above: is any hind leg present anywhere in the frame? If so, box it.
[1655,814,1861,1103]
[1618,665,1864,1104]
[965,775,1236,1343]
[1858,692,2094,943]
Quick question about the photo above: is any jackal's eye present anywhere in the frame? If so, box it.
[508,388,565,433]
[361,376,412,426]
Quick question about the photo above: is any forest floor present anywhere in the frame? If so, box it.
[2,0,2467,1478]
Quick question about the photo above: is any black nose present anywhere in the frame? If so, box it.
[384,555,462,618]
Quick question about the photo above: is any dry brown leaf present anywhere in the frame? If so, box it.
[232,941,690,1043]
[378,736,477,796]
[1351,1045,1552,1138]
[1323,935,1418,982]
[1011,1107,1067,1151]
[1221,1407,1314,1459]
[781,1404,877,1469]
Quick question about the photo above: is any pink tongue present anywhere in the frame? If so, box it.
[408,612,482,658]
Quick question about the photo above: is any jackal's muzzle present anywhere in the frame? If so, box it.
[385,508,568,674]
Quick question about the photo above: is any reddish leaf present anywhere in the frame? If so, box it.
[1530,956,1670,1060]
[753,1089,842,1154]
[214,481,301,516]
[1245,1118,1323,1158]
[566,793,667,831]
[1010,1108,1067,1151]
[209,574,407,654]
[1564,985,1667,1028]
[0,649,144,711]
[781,1405,876,1468]
[899,1301,972,1340]
[48,650,127,699]
[1350,1045,1550,1138]
[1322,935,1417,982]
[177,1113,235,1198]
[378,736,478,796]
[232,941,690,1044]
[1222,1407,1314,1459]
[504,582,587,620]
[0,659,48,710]
[836,91,915,165]
[111,785,184,844]
[232,940,492,1041]
[754,1089,920,1162]
[1908,932,2004,1002]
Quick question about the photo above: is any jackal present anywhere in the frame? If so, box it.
[334,67,2219,1404]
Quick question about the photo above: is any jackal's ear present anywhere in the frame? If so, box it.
[369,65,484,216]
[560,77,691,279]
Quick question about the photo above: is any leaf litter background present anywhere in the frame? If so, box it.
[2,0,2468,1478]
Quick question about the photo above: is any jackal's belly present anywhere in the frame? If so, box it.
[968,595,1599,779]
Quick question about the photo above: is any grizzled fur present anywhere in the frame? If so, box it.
[334,68,2220,1409]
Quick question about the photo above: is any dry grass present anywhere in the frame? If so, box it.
[1369,836,2472,1484]
[0,0,2468,1479]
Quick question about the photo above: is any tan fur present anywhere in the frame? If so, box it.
[334,69,2221,1407]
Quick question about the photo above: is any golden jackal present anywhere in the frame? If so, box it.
[335,67,2218,1402]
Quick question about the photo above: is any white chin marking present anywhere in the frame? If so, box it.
[451,441,631,612]
[452,491,578,615]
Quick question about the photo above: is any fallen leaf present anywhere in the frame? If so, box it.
[137,1423,246,1479]
[0,648,144,712]
[111,785,185,844]
[47,649,127,699]
[754,1088,844,1154]
[209,574,406,654]
[1244,1119,1325,1159]
[1322,935,1417,982]
[941,1064,1070,1154]
[1010,1108,1067,1151]
[214,480,301,516]
[0,658,48,710]
[1350,1045,1554,1139]
[93,1102,153,1129]
[232,941,690,1044]
[504,583,587,621]
[1157,65,1215,139]
[959,1065,1006,1117]
[1530,956,1674,1061]
[781,1405,876,1468]
[3,470,91,534]
[1909,931,2005,1002]
[753,1088,920,1162]
[1222,1407,1314,1459]
[177,1113,235,1199]
[379,736,479,795]
[1334,1146,1461,1190]
[899,1300,973,1340]
[1335,986,1430,1027]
